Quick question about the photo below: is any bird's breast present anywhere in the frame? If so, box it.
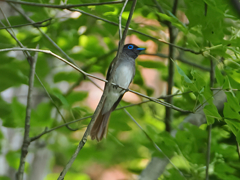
[113,62,135,89]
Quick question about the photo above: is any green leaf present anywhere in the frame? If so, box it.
[215,66,224,85]
[6,151,21,170]
[157,12,188,34]
[66,91,88,105]
[31,102,53,127]
[2,98,25,128]
[0,65,28,92]
[223,102,240,122]
[223,76,231,89]
[225,92,240,112]
[54,72,80,83]
[138,60,165,69]
[174,61,192,83]
[236,131,240,144]
[0,176,11,180]
[203,104,222,124]
[51,92,69,107]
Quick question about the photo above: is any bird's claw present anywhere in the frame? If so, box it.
[113,84,120,89]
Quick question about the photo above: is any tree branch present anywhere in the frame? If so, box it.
[144,53,210,71]
[69,8,201,55]
[0,47,191,113]
[29,91,191,141]
[205,58,215,180]
[16,50,37,180]
[0,17,52,29]
[3,0,127,8]
[119,0,129,39]
[165,0,178,132]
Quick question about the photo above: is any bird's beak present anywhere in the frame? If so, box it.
[137,47,146,51]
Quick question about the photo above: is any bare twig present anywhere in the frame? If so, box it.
[10,3,108,101]
[123,108,184,177]
[164,0,179,132]
[30,91,191,141]
[3,0,127,8]
[0,47,191,113]
[69,8,201,55]
[205,58,215,180]
[118,0,129,39]
[6,0,202,54]
[16,50,37,180]
[144,53,210,71]
[0,7,76,132]
[0,18,52,29]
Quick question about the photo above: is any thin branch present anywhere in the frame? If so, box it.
[164,0,179,132]
[236,141,240,160]
[145,53,210,71]
[0,47,191,113]
[123,108,184,177]
[30,91,192,141]
[69,8,201,55]
[6,0,202,54]
[119,0,129,39]
[205,58,215,180]
[16,50,37,180]
[0,8,76,132]
[30,115,91,142]
[57,1,137,179]
[152,0,165,14]
[3,0,127,8]
[10,3,107,99]
[0,18,52,29]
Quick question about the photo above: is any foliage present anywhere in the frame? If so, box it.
[0,0,240,179]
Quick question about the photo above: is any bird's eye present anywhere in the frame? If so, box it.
[128,45,134,49]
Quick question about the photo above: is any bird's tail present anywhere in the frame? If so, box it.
[90,106,111,142]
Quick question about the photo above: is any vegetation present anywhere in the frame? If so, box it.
[0,0,240,179]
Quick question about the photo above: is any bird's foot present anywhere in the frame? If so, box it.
[113,83,120,89]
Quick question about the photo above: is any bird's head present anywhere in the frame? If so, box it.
[123,44,145,59]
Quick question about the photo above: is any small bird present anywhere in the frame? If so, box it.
[90,44,145,141]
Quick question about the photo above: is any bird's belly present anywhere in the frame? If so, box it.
[113,65,133,89]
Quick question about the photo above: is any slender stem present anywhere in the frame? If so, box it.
[0,47,191,113]
[119,0,129,39]
[236,141,240,160]
[30,91,192,141]
[123,108,184,177]
[145,53,210,71]
[16,53,37,180]
[4,0,127,8]
[205,58,215,180]
[164,0,178,132]
[0,18,52,29]
[69,8,201,55]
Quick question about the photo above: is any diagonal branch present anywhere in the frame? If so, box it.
[69,8,201,55]
[205,58,215,180]
[6,0,202,54]
[3,0,127,8]
[0,47,191,113]
[30,91,191,141]
[0,17,52,29]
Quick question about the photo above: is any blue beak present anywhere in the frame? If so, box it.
[137,47,146,51]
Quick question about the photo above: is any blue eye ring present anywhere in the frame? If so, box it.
[128,45,134,49]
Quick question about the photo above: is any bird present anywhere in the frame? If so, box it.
[90,44,145,141]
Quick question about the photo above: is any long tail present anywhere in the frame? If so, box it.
[90,107,111,142]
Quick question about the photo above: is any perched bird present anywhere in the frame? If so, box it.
[90,44,145,141]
